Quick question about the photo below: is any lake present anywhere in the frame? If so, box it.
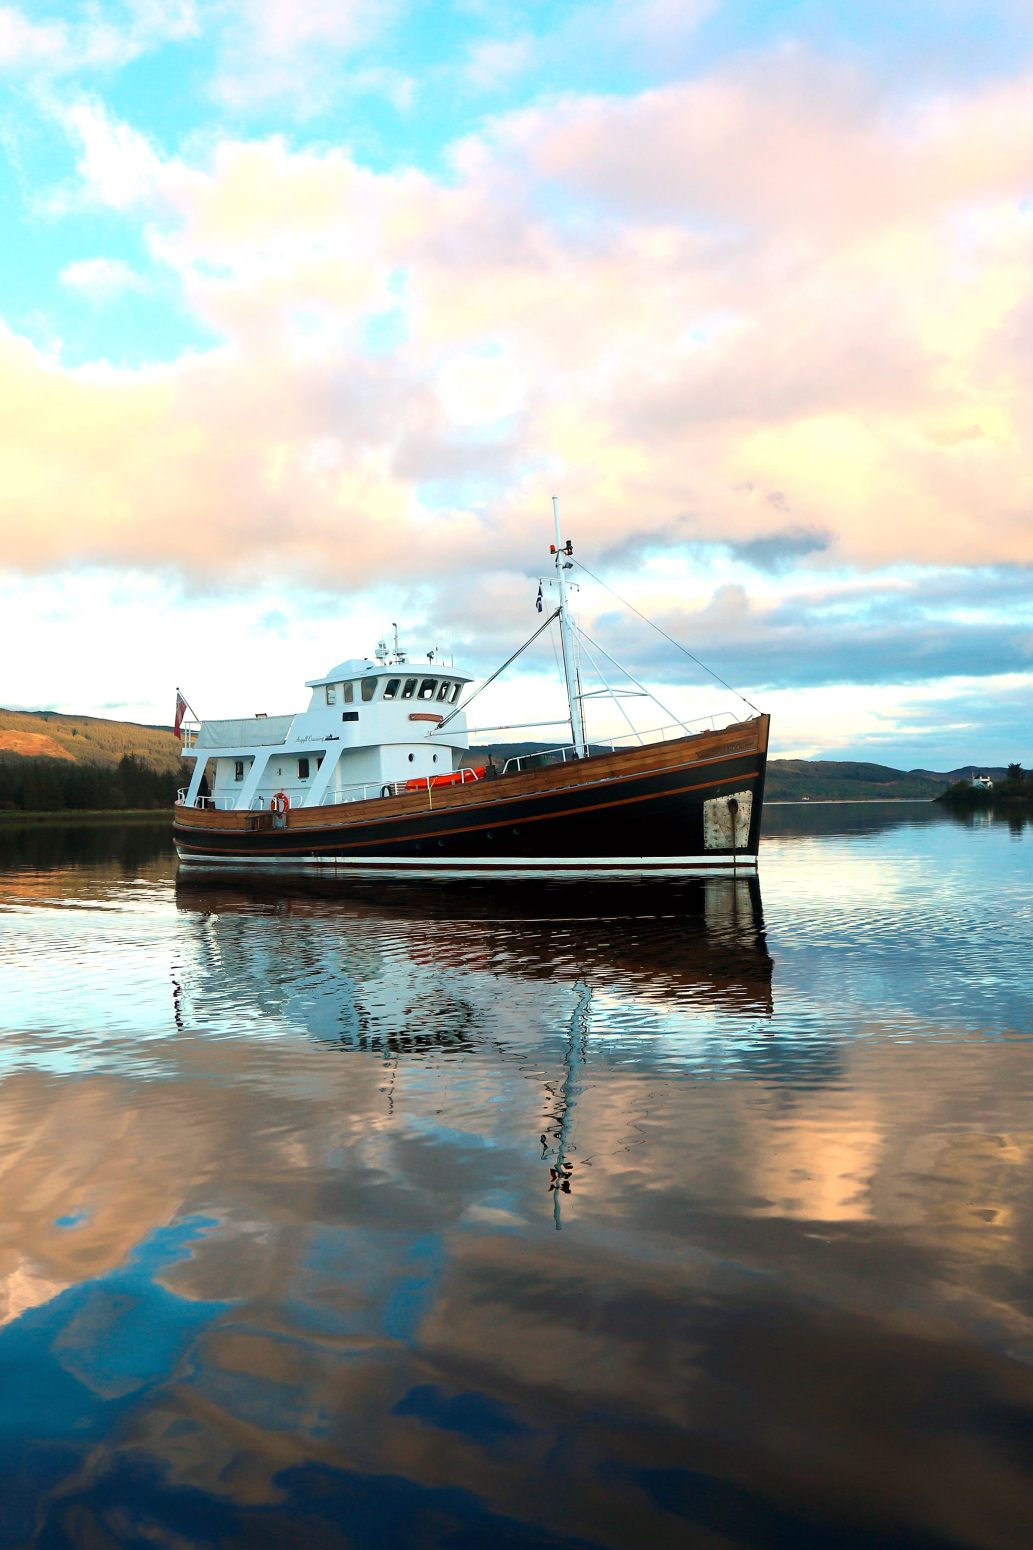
[0,804,1031,1549]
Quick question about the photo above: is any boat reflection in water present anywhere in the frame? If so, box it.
[174,867,772,977]
[174,873,773,1228]
[172,872,774,1035]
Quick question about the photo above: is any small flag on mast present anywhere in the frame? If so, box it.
[174,690,188,740]
[535,582,543,614]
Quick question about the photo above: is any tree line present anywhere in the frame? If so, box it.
[0,754,179,812]
[938,763,1033,807]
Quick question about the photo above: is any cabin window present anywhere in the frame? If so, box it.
[342,682,354,703]
[419,678,437,700]
[325,684,336,705]
[316,755,324,768]
[298,758,310,779]
[436,680,451,702]
[384,679,400,700]
[449,683,461,703]
[234,760,245,782]
[342,711,359,722]
[361,677,377,702]
[401,678,417,700]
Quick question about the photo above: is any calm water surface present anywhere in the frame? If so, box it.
[0,805,1031,1548]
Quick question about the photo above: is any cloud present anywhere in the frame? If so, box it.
[0,1,199,76]
[211,0,398,110]
[730,527,831,573]
[0,7,66,68]
[59,256,148,298]
[58,100,165,209]
[5,50,1033,597]
[463,35,534,93]
[479,52,1033,232]
[578,569,1033,695]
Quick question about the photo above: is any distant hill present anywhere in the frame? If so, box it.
[0,708,181,773]
[765,759,948,801]
[0,708,182,813]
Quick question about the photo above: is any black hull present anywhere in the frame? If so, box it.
[174,745,767,877]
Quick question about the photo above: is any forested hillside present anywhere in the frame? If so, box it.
[764,760,947,800]
[0,708,180,771]
[0,708,181,812]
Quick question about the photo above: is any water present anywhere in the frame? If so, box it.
[1,805,1031,1548]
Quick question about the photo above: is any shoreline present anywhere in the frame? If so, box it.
[766,798,936,806]
[0,809,172,827]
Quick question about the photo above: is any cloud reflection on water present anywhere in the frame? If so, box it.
[0,815,1031,1546]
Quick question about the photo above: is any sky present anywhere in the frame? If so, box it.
[0,0,1031,768]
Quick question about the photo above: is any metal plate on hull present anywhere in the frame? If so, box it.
[703,790,753,850]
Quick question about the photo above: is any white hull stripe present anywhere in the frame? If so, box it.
[175,851,757,877]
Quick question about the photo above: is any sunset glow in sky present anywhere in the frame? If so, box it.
[1,0,1031,765]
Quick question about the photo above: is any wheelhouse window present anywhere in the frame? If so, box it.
[419,678,437,700]
[436,680,451,702]
[449,682,461,703]
[234,760,245,782]
[401,678,417,700]
[342,682,354,703]
[383,679,400,700]
[361,677,377,702]
[298,758,310,779]
[325,684,336,705]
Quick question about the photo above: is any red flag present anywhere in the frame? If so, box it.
[174,691,187,740]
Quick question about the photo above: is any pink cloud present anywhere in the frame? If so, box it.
[6,53,1033,589]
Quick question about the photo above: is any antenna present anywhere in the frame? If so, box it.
[552,497,587,757]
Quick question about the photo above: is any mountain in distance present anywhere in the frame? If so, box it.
[0,707,181,773]
[761,758,1007,801]
[0,707,182,812]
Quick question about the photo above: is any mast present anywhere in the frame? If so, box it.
[552,496,587,757]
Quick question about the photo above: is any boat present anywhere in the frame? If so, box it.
[173,505,770,877]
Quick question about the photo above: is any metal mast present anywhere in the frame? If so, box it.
[552,496,587,757]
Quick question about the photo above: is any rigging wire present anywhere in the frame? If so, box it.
[570,559,761,716]
[575,623,687,734]
[574,631,644,746]
[436,608,561,732]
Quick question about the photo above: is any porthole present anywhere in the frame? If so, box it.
[408,753,415,762]
[432,753,438,763]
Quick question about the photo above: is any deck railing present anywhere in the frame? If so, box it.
[500,712,740,774]
[175,791,240,811]
[174,717,744,810]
